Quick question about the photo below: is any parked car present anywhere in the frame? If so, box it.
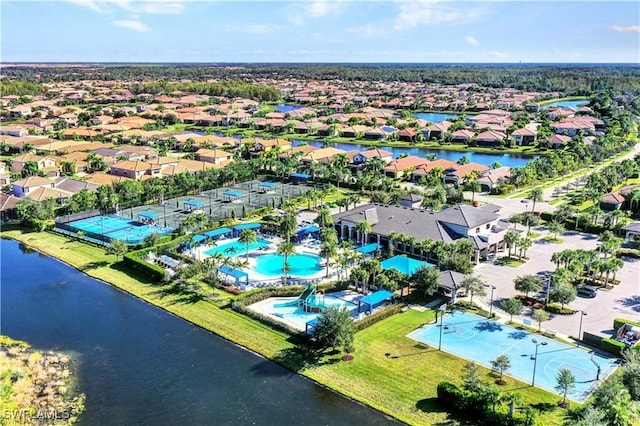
[577,285,598,298]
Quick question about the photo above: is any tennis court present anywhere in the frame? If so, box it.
[65,215,172,244]
[407,310,620,402]
[129,180,315,229]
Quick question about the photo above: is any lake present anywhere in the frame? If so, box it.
[412,112,459,123]
[542,99,589,109]
[0,239,399,426]
[293,140,534,168]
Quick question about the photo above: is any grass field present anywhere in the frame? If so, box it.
[2,228,572,425]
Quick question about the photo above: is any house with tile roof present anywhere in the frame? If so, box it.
[12,176,56,197]
[383,156,429,178]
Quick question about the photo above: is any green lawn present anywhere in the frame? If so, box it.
[2,228,572,425]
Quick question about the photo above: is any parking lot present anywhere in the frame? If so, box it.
[474,227,640,340]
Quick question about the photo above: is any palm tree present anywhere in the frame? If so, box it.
[528,187,544,212]
[504,230,520,258]
[280,208,297,243]
[547,220,565,241]
[238,229,257,262]
[555,368,576,407]
[518,237,533,260]
[360,259,382,293]
[355,220,372,247]
[277,241,296,286]
[315,207,333,229]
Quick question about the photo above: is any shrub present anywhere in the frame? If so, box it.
[601,338,627,355]
[436,381,465,410]
[545,303,575,315]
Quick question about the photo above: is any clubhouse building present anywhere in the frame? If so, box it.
[332,203,508,264]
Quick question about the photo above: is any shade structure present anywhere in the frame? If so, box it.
[258,182,277,189]
[380,255,434,276]
[204,227,232,238]
[233,223,262,231]
[357,290,395,314]
[223,190,243,198]
[138,211,159,219]
[218,264,249,285]
[356,243,381,255]
[184,199,204,209]
[192,234,207,243]
[296,225,320,236]
[291,173,311,180]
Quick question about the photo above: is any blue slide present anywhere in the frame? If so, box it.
[273,285,314,308]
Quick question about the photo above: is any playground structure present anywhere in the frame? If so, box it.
[273,285,327,313]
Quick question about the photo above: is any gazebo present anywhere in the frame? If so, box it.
[218,264,249,289]
[223,190,243,203]
[138,211,159,225]
[184,199,204,212]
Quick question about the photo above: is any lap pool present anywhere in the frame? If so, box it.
[254,253,322,278]
[407,311,619,402]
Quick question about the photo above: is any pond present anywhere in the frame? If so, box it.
[0,239,398,426]
[293,140,534,168]
[542,99,590,109]
[412,112,459,123]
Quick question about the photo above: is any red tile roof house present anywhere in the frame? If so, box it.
[352,148,393,165]
[511,128,537,146]
[411,159,459,182]
[109,160,162,180]
[552,118,598,137]
[383,156,429,179]
[422,121,452,141]
[451,129,475,144]
[11,176,55,197]
[599,185,640,211]
[549,134,572,149]
[195,148,233,165]
[396,128,418,142]
[443,163,490,186]
[475,130,506,147]
[476,167,512,192]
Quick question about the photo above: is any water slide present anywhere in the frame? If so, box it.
[273,285,315,308]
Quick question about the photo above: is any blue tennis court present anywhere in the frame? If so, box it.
[68,215,172,244]
[407,311,619,402]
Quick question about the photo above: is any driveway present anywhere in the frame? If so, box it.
[473,228,640,341]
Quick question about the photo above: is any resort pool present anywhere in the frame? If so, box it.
[204,238,270,257]
[256,295,358,331]
[407,311,619,402]
[254,253,322,278]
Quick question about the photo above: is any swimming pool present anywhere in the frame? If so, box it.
[254,253,322,278]
[204,238,270,257]
[407,311,619,402]
[255,295,357,331]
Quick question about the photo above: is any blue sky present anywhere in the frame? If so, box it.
[2,1,639,63]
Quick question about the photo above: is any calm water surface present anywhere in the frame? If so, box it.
[0,239,399,426]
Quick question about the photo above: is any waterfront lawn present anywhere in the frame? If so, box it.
[2,229,570,425]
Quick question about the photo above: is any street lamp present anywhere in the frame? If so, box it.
[545,274,552,306]
[531,338,548,386]
[438,304,448,350]
[484,284,496,318]
[577,311,587,345]
[163,201,167,228]
[208,191,212,214]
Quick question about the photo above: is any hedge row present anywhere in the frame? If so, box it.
[123,252,167,282]
[353,303,404,332]
[613,317,640,331]
[601,338,628,355]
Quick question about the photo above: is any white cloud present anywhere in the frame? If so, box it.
[247,24,281,35]
[488,51,509,59]
[66,0,185,15]
[465,36,479,46]
[393,0,485,31]
[113,19,151,32]
[611,25,640,33]
[288,0,346,26]
[347,24,387,39]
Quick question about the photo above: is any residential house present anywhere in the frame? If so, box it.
[0,193,20,222]
[451,129,474,144]
[443,163,490,186]
[622,222,640,243]
[423,121,452,140]
[196,148,233,165]
[109,160,162,180]
[12,176,55,197]
[549,134,571,149]
[383,156,428,178]
[0,125,29,137]
[352,148,393,165]
[301,147,346,164]
[511,128,537,146]
[476,167,512,192]
[475,130,506,147]
[411,159,458,182]
[10,153,58,177]
[399,193,423,208]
